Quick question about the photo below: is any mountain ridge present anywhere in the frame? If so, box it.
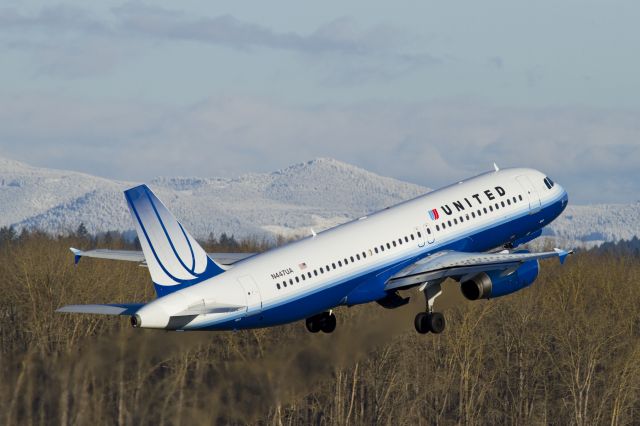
[0,155,638,246]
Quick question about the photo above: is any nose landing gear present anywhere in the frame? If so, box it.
[305,311,337,333]
[414,281,446,334]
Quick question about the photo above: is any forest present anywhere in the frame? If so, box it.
[1,229,639,425]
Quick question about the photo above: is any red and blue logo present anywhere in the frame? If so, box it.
[428,208,439,220]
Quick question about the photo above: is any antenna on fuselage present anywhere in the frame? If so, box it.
[493,162,500,172]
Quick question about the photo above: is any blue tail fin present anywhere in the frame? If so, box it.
[124,184,225,297]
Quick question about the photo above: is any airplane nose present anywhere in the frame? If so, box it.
[559,186,568,208]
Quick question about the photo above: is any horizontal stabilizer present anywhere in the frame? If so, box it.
[70,247,255,266]
[56,303,145,316]
[70,248,146,265]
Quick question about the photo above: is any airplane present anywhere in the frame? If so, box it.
[57,165,571,334]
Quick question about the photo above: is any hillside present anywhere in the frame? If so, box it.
[0,156,639,245]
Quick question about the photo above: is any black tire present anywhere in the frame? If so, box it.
[306,317,321,333]
[414,312,429,334]
[321,313,337,333]
[428,312,446,334]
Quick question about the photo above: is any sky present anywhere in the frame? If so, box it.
[0,0,638,203]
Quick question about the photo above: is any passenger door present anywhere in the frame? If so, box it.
[237,275,262,315]
[516,175,541,214]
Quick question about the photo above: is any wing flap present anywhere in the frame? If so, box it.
[56,303,145,316]
[386,248,573,291]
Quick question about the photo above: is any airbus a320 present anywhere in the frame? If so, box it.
[58,166,571,335]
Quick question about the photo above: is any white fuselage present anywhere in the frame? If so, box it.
[135,168,567,330]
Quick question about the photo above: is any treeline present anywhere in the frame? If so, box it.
[0,232,639,425]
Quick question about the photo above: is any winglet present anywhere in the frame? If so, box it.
[70,247,83,265]
[553,248,573,264]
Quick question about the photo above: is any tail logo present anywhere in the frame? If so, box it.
[125,185,223,289]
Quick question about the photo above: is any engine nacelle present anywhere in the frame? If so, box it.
[460,259,539,300]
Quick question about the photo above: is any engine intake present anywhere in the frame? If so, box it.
[460,258,540,300]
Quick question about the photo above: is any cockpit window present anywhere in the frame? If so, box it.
[543,177,555,189]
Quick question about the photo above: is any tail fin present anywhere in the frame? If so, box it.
[124,184,225,297]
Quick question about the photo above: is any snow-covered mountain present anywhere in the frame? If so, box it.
[0,156,638,245]
[0,157,427,240]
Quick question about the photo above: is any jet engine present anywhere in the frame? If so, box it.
[460,259,539,300]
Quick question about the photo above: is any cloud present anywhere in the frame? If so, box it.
[0,94,638,203]
[0,2,437,81]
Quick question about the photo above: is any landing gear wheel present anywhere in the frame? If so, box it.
[428,312,445,334]
[414,312,430,334]
[305,317,321,333]
[320,312,336,333]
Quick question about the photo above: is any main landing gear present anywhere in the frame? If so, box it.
[305,311,336,333]
[414,281,446,334]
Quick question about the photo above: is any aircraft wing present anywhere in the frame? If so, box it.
[70,248,256,266]
[385,248,572,291]
[56,303,145,315]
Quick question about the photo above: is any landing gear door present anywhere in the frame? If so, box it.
[415,226,425,247]
[516,175,541,214]
[238,275,262,315]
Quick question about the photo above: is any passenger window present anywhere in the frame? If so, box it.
[392,241,397,247]
[472,212,476,218]
[448,220,452,227]
[362,252,366,258]
[381,245,385,252]
[507,199,511,205]
[302,275,306,281]
[466,214,470,220]
[442,223,446,229]
[308,272,312,278]
[427,228,432,234]
[454,218,458,225]
[277,283,281,289]
[295,277,299,283]
[495,203,499,209]
[398,239,402,245]
[332,263,336,269]
[356,254,360,260]
[404,236,409,243]
[374,247,379,254]
[513,196,517,203]
[314,270,318,276]
[460,217,464,223]
[417,231,422,238]
[386,243,391,249]
[338,261,342,267]
[410,234,415,240]
[289,279,293,285]
[344,258,349,265]
[519,195,523,201]
[436,224,440,231]
[350,256,355,262]
[489,206,494,211]
[501,201,505,207]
